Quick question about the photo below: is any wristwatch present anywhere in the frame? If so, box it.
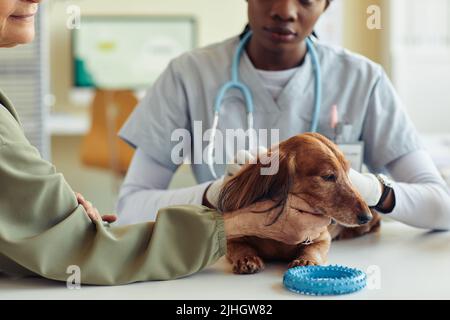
[372,174,395,214]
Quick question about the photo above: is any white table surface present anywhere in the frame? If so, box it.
[1,220,450,300]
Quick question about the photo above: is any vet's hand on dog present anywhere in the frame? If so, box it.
[223,195,331,246]
[204,147,268,208]
[76,193,117,224]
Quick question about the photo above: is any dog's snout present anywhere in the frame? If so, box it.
[357,213,372,225]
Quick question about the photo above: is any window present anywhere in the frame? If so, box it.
[0,6,50,158]
[389,0,450,134]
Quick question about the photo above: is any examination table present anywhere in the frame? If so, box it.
[1,220,449,300]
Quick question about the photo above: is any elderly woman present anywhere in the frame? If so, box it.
[0,0,330,285]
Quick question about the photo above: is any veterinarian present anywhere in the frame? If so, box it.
[0,0,333,285]
[118,0,450,229]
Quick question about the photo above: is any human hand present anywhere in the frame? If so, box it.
[223,194,331,245]
[348,169,382,207]
[76,193,117,224]
[204,147,267,208]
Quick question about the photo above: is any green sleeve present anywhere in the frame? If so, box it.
[0,109,226,285]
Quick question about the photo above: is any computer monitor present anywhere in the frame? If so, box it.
[72,16,197,90]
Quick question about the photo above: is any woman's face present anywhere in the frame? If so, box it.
[0,0,40,48]
[248,0,328,53]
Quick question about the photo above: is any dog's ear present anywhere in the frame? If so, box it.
[217,147,296,213]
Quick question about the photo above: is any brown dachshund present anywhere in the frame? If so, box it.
[218,133,381,274]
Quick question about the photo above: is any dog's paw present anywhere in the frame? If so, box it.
[288,258,319,268]
[232,256,265,274]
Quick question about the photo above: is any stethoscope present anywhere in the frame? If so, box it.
[206,31,322,179]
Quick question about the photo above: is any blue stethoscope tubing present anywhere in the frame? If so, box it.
[207,31,322,179]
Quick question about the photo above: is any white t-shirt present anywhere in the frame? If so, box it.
[256,67,298,100]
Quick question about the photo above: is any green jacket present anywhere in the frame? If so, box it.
[0,90,226,285]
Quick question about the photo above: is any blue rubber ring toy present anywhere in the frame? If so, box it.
[283,265,367,296]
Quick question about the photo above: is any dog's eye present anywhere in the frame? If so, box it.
[322,174,337,182]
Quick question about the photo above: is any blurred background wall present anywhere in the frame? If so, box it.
[343,0,387,65]
[49,0,248,114]
[49,0,248,212]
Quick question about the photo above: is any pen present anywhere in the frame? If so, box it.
[330,104,342,143]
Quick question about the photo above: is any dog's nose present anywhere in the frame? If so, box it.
[357,213,372,225]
